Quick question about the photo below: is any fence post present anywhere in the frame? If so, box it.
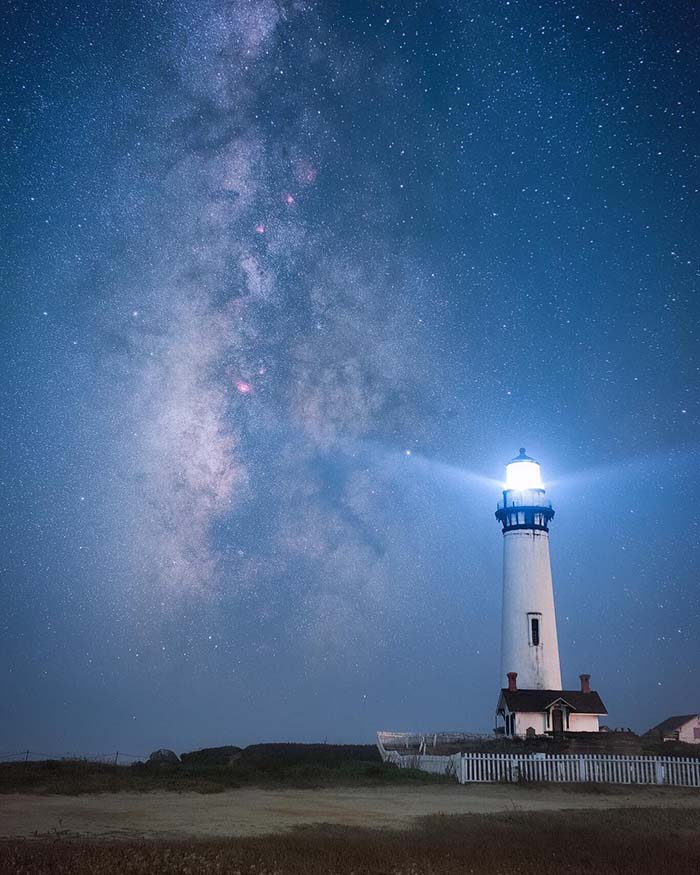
[654,760,664,785]
[24,750,30,765]
[578,756,587,782]
[114,751,119,766]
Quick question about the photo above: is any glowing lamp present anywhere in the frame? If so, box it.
[505,448,543,491]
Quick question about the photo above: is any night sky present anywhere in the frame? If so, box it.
[3,0,698,756]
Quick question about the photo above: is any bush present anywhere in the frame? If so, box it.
[180,746,242,767]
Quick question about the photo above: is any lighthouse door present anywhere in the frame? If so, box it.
[552,708,564,733]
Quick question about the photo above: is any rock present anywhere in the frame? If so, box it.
[148,748,180,765]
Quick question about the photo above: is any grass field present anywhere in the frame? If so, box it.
[2,807,699,874]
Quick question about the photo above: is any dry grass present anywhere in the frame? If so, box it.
[2,807,699,874]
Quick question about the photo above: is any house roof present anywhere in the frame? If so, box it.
[499,688,608,715]
[646,714,699,734]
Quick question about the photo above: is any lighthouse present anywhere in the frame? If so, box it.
[495,449,562,691]
[494,450,608,736]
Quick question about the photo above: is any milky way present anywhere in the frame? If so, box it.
[103,2,442,659]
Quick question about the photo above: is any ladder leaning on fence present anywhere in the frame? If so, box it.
[379,748,700,788]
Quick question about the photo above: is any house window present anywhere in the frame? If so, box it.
[694,727,700,740]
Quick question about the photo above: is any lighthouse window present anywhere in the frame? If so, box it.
[531,617,540,646]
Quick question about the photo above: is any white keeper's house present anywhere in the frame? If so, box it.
[645,714,700,744]
[494,449,607,737]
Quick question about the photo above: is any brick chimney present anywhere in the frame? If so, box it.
[579,673,591,694]
[507,672,518,692]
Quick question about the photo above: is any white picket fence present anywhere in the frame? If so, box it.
[459,752,700,786]
[379,747,700,788]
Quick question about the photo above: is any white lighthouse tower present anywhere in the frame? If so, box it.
[496,449,562,690]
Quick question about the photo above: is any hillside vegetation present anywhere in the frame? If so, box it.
[0,743,448,795]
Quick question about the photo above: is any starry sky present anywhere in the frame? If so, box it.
[2,0,698,755]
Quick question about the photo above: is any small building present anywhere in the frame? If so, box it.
[496,672,608,737]
[645,714,700,744]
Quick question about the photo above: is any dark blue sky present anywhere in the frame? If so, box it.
[2,0,698,755]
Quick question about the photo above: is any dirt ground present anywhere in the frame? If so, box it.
[2,784,699,840]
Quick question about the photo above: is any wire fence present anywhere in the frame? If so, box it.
[0,750,147,765]
[377,731,492,754]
